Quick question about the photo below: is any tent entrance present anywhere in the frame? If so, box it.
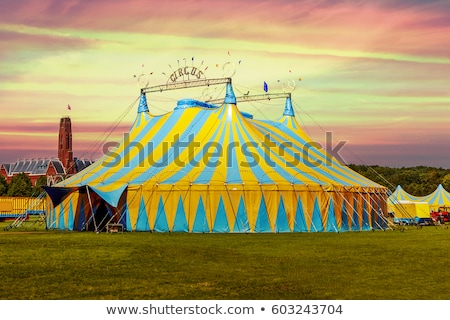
[87,200,111,232]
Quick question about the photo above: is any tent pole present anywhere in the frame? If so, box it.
[206,183,211,233]
[86,186,98,232]
[241,182,250,232]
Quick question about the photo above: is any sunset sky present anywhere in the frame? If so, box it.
[1,0,450,168]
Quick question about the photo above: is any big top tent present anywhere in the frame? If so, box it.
[45,76,389,233]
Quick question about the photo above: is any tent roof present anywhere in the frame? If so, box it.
[420,184,450,207]
[55,83,386,195]
[389,184,450,207]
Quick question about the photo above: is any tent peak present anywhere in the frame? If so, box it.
[138,93,149,113]
[224,82,236,104]
[283,96,294,117]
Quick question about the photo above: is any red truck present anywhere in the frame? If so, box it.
[430,207,450,224]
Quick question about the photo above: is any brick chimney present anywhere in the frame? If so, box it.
[58,117,75,174]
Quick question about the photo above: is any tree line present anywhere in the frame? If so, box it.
[1,166,450,198]
[0,173,47,197]
[348,164,450,196]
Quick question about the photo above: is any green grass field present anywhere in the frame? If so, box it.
[1,220,449,300]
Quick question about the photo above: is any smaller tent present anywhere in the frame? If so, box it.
[389,184,450,212]
[420,184,450,211]
[388,185,422,203]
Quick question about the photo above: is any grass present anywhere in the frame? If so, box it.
[1,220,449,300]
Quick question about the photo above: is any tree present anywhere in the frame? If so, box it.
[31,175,48,196]
[0,175,7,196]
[7,172,32,197]
[349,164,450,196]
[442,173,450,192]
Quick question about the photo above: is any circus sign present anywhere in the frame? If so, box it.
[164,58,212,84]
[135,58,238,88]
[165,59,237,83]
[168,65,206,83]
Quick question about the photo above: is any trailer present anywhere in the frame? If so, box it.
[389,200,432,226]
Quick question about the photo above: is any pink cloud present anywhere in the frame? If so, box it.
[2,0,449,58]
[2,0,450,169]
[0,30,97,52]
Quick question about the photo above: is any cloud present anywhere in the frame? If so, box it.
[2,0,450,168]
[0,24,101,52]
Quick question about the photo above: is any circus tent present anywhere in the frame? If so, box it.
[388,185,422,203]
[45,78,389,233]
[388,184,450,210]
[420,184,450,210]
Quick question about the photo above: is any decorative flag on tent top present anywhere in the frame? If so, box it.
[67,104,71,110]
[263,81,268,92]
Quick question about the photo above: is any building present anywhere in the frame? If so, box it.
[0,117,93,186]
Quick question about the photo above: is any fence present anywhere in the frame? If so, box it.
[0,196,47,220]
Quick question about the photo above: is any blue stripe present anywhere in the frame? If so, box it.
[173,196,188,232]
[130,109,214,184]
[326,198,338,232]
[154,196,169,232]
[251,120,372,186]
[192,197,209,233]
[233,196,250,232]
[68,200,74,231]
[82,114,163,185]
[212,196,230,232]
[135,197,150,231]
[362,199,371,230]
[351,198,360,231]
[254,196,271,232]
[235,123,274,184]
[251,121,343,184]
[193,123,226,184]
[58,203,65,230]
[226,123,242,183]
[310,197,324,232]
[340,201,349,232]
[237,117,322,184]
[77,198,85,231]
[275,196,290,232]
[293,196,307,232]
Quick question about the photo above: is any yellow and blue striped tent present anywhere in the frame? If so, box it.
[419,184,450,210]
[388,185,422,204]
[45,82,388,232]
[388,184,450,211]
